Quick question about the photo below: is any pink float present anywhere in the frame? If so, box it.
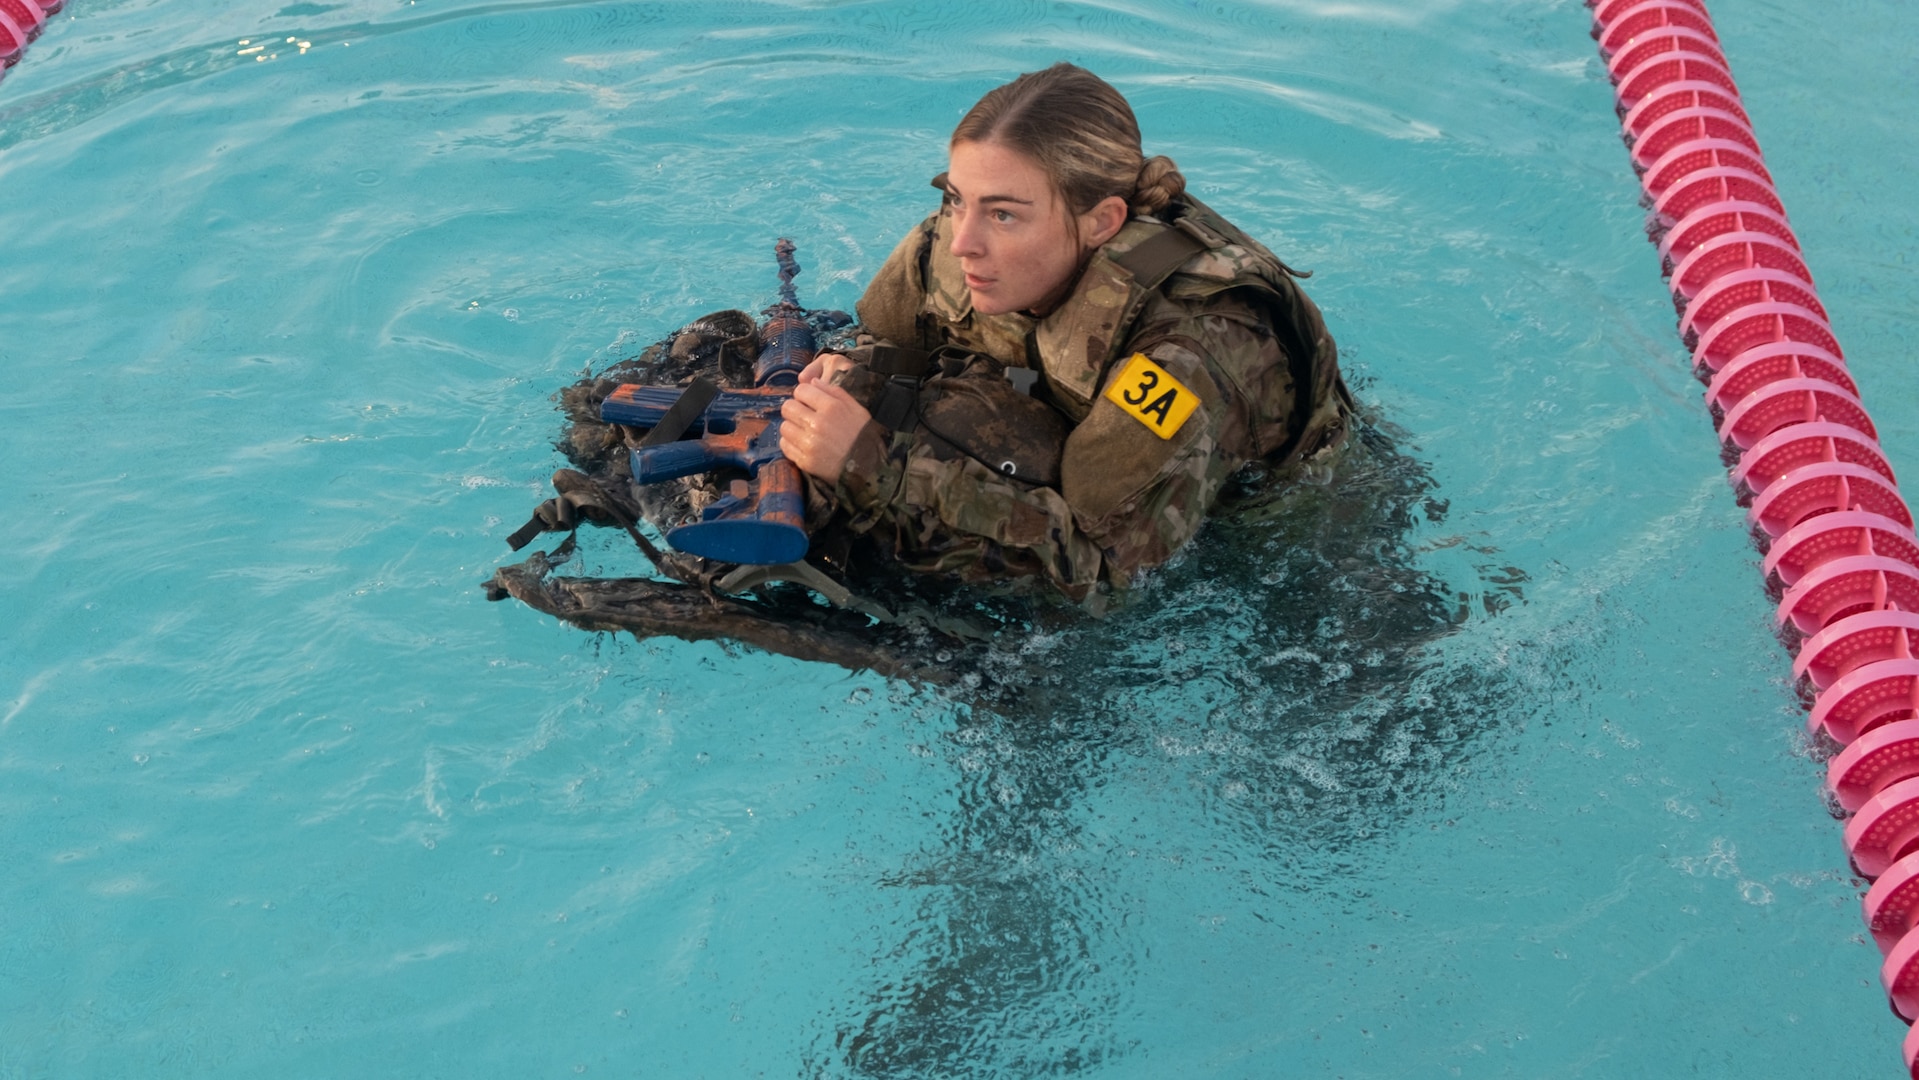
[1615,52,1740,112]
[1594,0,1711,24]
[1776,555,1919,635]
[1597,1,1719,56]
[1812,662,1919,744]
[1592,1,1919,1066]
[0,11,24,66]
[0,0,59,80]
[0,0,44,37]
[1835,724,1919,815]
[1889,928,1919,1020]
[1910,1020,1919,1078]
[1652,167,1785,230]
[1623,81,1751,141]
[1716,379,1875,451]
[1868,851,1919,948]
[1764,511,1919,590]
[1681,269,1827,346]
[1803,615,1919,692]
[1659,205,1797,281]
[1731,423,1892,499]
[1705,346,1856,417]
[1642,138,1771,199]
[1607,29,1730,83]
[1633,108,1761,172]
[1669,232,1811,302]
[1691,303,1840,372]
[1750,464,1906,540]
[1849,777,1919,877]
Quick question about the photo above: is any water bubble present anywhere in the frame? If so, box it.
[503,308,520,321]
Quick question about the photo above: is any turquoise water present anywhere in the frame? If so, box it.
[4,0,1917,1076]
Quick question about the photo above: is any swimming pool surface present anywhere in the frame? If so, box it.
[4,1,1918,1075]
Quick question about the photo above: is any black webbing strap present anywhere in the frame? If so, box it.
[872,381,920,432]
[868,344,932,377]
[1111,226,1206,290]
[867,344,934,433]
[637,376,720,448]
[505,470,668,569]
[505,515,550,552]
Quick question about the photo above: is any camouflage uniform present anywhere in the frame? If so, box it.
[831,190,1349,608]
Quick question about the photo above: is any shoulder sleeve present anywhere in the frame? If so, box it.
[853,213,939,348]
[1059,308,1277,578]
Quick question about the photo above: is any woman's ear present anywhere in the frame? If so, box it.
[1081,195,1130,249]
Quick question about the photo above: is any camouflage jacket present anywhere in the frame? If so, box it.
[832,191,1349,608]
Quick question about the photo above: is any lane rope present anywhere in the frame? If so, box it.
[1587,1,1919,1071]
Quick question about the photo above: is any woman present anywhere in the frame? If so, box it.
[779,63,1350,609]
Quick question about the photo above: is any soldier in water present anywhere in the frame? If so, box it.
[494,63,1370,672]
[778,62,1352,612]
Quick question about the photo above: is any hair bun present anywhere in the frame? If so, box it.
[1131,155,1186,216]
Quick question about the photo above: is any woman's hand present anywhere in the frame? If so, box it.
[780,378,871,485]
[798,351,857,386]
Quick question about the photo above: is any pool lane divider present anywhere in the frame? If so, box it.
[1587,0,1919,1072]
[0,0,63,81]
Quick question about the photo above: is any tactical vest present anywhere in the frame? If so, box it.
[855,186,1349,467]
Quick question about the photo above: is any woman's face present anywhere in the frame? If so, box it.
[944,140,1085,317]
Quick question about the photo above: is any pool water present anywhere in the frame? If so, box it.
[3,0,1917,1076]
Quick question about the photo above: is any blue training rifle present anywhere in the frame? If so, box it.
[599,239,835,566]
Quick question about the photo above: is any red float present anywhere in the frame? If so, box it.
[1705,345,1854,416]
[1651,167,1784,231]
[1716,379,1875,451]
[1633,107,1762,173]
[1622,80,1751,141]
[1681,269,1826,346]
[1762,511,1919,589]
[1598,1,1719,57]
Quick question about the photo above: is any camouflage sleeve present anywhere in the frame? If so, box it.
[1058,311,1275,585]
[833,309,1281,607]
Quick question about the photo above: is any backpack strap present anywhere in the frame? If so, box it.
[1111,226,1207,290]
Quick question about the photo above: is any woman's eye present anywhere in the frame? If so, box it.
[992,209,1015,224]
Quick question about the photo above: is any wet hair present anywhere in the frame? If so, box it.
[951,62,1187,220]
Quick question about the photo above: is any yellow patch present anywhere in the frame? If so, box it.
[1102,353,1199,440]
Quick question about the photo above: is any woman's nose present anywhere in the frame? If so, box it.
[949,211,984,259]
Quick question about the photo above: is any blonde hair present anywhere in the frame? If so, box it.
[951,63,1186,220]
